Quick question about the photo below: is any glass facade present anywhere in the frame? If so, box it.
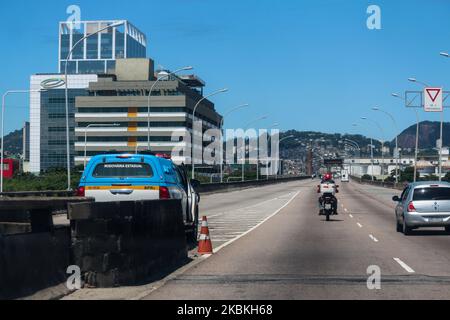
[40,89,87,171]
[59,21,147,75]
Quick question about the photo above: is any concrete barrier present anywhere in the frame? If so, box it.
[0,197,94,299]
[196,176,310,194]
[350,176,405,190]
[69,199,188,288]
[0,226,71,300]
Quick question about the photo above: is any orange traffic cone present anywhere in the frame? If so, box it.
[198,216,213,255]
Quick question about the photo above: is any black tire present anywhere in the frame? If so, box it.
[326,213,330,221]
[187,206,199,245]
[403,220,413,236]
[396,220,402,233]
[445,226,450,233]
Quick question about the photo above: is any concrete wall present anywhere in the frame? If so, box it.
[69,200,188,288]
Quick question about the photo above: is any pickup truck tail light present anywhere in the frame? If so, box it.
[160,187,171,199]
[407,202,416,212]
[76,186,85,197]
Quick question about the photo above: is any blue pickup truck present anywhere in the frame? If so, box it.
[76,153,201,242]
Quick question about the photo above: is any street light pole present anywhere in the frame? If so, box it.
[361,117,386,181]
[353,123,374,181]
[84,123,120,168]
[372,107,400,185]
[191,88,229,180]
[147,66,193,151]
[220,104,250,183]
[392,93,420,182]
[243,115,268,182]
[64,21,125,191]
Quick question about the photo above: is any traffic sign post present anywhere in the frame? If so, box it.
[424,87,443,112]
[405,89,448,181]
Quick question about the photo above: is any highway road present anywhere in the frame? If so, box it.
[142,180,450,300]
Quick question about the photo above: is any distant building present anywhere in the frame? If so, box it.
[2,159,19,179]
[22,121,30,161]
[59,20,146,74]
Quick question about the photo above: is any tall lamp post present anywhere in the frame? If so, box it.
[1,90,43,193]
[64,20,125,190]
[372,107,400,184]
[220,103,250,183]
[192,88,229,179]
[265,123,280,181]
[361,117,386,181]
[147,66,193,151]
[84,123,120,168]
[243,115,268,181]
[353,123,374,181]
[392,93,420,182]
[408,77,443,181]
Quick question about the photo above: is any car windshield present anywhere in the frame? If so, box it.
[413,187,450,201]
[93,163,153,178]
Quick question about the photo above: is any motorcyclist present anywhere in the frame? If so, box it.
[318,173,339,215]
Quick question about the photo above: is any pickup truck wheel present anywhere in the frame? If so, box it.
[396,220,402,233]
[187,206,199,245]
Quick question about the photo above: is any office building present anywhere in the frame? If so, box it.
[30,74,98,172]
[74,59,222,165]
[59,20,146,74]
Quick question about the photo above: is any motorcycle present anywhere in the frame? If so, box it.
[320,193,336,221]
[317,183,339,221]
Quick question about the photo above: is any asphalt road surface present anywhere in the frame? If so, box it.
[143,180,450,300]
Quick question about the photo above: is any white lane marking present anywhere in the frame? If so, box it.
[207,194,294,219]
[357,223,363,228]
[344,208,348,213]
[394,258,415,273]
[213,191,301,254]
[369,234,379,242]
[349,214,354,218]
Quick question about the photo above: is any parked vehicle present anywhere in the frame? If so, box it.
[341,170,349,182]
[77,153,201,243]
[393,182,450,235]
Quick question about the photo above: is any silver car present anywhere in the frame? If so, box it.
[393,181,450,235]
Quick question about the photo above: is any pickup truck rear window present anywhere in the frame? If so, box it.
[413,187,450,201]
[93,163,154,178]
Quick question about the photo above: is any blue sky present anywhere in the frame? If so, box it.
[1,0,450,141]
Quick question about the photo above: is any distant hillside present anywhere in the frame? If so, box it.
[3,129,23,157]
[396,121,450,149]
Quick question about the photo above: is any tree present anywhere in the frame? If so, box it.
[399,167,419,183]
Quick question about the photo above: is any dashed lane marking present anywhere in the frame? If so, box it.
[394,258,415,273]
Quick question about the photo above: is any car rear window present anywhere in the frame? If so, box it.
[413,187,450,201]
[93,163,153,178]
